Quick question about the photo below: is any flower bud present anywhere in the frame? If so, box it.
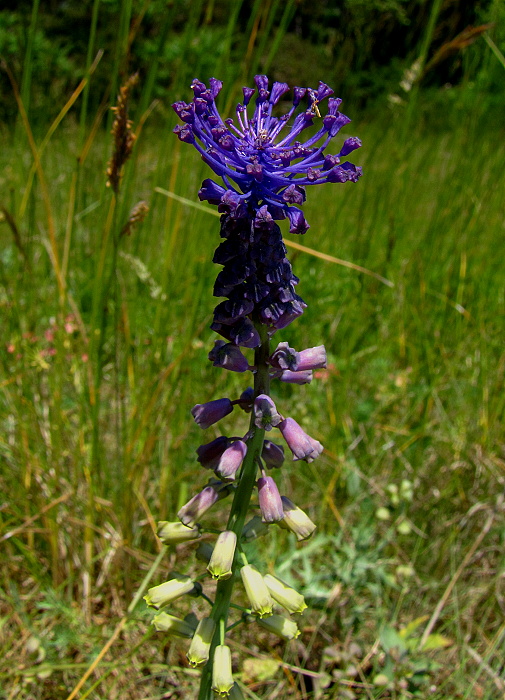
[261,440,285,468]
[144,574,195,609]
[257,476,284,523]
[187,617,215,667]
[152,612,195,637]
[208,340,250,372]
[238,386,254,412]
[212,644,234,697]
[258,614,300,640]
[215,440,247,480]
[240,565,273,618]
[241,515,269,542]
[264,574,307,614]
[191,398,233,429]
[156,521,200,544]
[207,530,237,580]
[297,345,327,371]
[278,417,323,462]
[279,496,316,541]
[254,394,282,430]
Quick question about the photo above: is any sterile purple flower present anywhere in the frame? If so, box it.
[257,476,284,522]
[254,394,282,430]
[192,398,233,429]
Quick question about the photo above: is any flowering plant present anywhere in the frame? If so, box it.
[146,75,362,699]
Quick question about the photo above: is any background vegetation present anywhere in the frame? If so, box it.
[1,0,504,698]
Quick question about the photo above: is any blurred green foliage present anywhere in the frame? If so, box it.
[0,0,501,124]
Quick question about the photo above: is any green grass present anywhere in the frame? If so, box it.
[1,96,504,699]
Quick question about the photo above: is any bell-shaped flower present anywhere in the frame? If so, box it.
[207,530,237,580]
[258,614,300,640]
[187,617,215,667]
[296,345,327,371]
[156,521,201,545]
[152,612,195,637]
[178,481,230,527]
[254,394,282,430]
[215,440,247,480]
[269,341,300,370]
[261,440,285,468]
[212,644,234,697]
[144,574,195,610]
[191,398,233,429]
[278,417,323,462]
[208,340,250,372]
[240,565,273,618]
[196,436,229,469]
[279,496,316,541]
[264,574,307,614]
[257,476,284,523]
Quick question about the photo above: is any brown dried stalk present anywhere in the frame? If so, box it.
[106,73,139,194]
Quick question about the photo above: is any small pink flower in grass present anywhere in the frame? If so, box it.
[257,476,284,522]
[191,398,233,429]
[215,440,247,480]
[254,394,282,430]
[278,417,323,462]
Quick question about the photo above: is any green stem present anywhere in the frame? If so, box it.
[197,321,270,700]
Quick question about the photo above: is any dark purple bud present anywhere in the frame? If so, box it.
[279,370,313,384]
[209,77,223,97]
[216,440,247,480]
[254,395,282,430]
[287,208,309,234]
[208,340,249,372]
[278,417,323,462]
[297,345,327,371]
[269,341,300,371]
[270,82,289,105]
[322,154,340,170]
[242,86,255,104]
[324,112,351,137]
[246,159,263,181]
[211,319,261,349]
[293,86,306,106]
[190,79,207,96]
[197,436,229,469]
[282,184,306,206]
[173,124,195,143]
[191,398,233,429]
[198,178,226,205]
[339,161,363,182]
[254,74,269,94]
[257,476,284,522]
[262,440,285,468]
[307,168,321,182]
[339,137,362,156]
[254,205,274,229]
[239,387,254,413]
[326,166,349,183]
[213,299,254,325]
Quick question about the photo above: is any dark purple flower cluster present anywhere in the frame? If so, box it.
[173,75,362,346]
[173,75,362,234]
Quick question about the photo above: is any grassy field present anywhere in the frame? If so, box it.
[1,51,505,700]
